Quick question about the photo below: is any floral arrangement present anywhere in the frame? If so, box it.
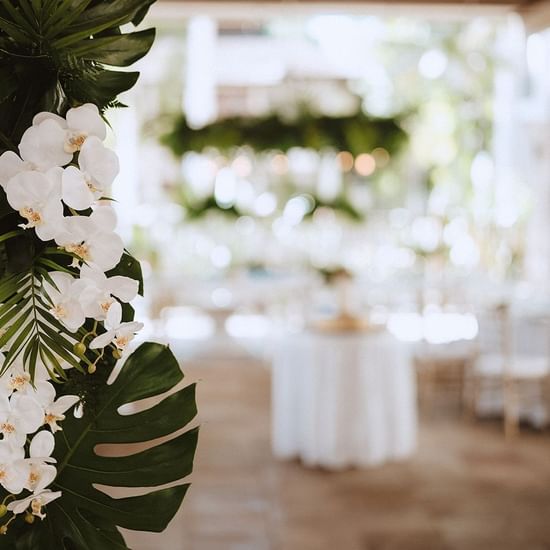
[0,1,197,548]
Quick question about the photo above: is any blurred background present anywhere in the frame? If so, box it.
[112,1,550,548]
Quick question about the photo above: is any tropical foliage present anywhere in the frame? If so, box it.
[0,2,197,548]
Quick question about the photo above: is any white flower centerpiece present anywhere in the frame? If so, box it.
[0,2,197,548]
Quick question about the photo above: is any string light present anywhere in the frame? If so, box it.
[354,153,376,176]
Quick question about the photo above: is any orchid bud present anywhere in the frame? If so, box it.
[73,342,86,356]
[24,513,34,524]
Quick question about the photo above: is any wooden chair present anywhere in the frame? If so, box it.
[415,341,476,416]
[466,303,550,438]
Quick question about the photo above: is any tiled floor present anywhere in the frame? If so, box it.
[121,356,550,550]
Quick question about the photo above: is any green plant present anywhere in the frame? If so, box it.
[2,343,198,549]
[161,111,407,157]
[0,2,198,547]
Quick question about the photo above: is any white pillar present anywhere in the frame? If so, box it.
[492,16,526,229]
[522,29,550,287]
[184,16,218,128]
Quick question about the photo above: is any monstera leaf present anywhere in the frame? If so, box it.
[6,343,198,549]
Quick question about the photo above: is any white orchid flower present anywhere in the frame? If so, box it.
[0,393,44,447]
[0,441,26,494]
[4,168,63,241]
[33,381,79,433]
[0,151,32,190]
[33,104,106,153]
[7,489,62,519]
[54,207,124,271]
[19,431,57,494]
[18,118,70,170]
[19,104,106,171]
[78,264,138,321]
[89,302,143,351]
[43,272,86,332]
[2,359,49,396]
[64,103,106,152]
[61,136,119,210]
[0,359,31,396]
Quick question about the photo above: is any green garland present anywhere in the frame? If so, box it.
[161,111,407,157]
[173,188,364,222]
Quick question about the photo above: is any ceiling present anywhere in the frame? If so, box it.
[153,0,550,30]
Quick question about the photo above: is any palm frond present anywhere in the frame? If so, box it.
[0,267,86,381]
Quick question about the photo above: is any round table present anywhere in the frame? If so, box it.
[271,329,417,469]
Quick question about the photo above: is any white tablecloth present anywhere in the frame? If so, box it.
[271,330,417,469]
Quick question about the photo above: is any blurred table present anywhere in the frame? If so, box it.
[271,329,417,469]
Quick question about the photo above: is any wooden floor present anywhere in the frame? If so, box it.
[121,356,550,550]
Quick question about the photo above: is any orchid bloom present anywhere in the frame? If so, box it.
[0,441,26,494]
[43,272,86,332]
[18,104,106,170]
[20,431,57,494]
[0,392,44,447]
[2,358,58,396]
[89,302,143,351]
[4,169,63,241]
[18,118,70,170]
[7,489,62,519]
[78,264,138,321]
[2,361,31,396]
[54,206,124,271]
[3,360,46,396]
[33,381,79,433]
[61,136,119,210]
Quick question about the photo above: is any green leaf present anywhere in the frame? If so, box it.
[52,14,134,49]
[42,0,93,38]
[0,269,83,379]
[0,16,33,45]
[18,343,198,549]
[72,28,156,67]
[87,69,140,99]
[1,1,36,35]
[64,0,154,35]
[108,252,144,296]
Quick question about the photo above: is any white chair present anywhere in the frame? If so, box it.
[468,303,550,438]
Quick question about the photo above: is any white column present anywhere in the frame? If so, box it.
[522,29,550,287]
[184,16,218,128]
[492,16,526,229]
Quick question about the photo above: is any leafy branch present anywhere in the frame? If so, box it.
[0,259,87,381]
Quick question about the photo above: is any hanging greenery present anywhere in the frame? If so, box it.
[161,111,408,157]
[0,2,197,548]
[172,186,364,222]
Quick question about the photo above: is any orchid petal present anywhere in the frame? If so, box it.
[66,104,106,140]
[108,276,139,302]
[50,395,79,415]
[91,205,117,232]
[0,151,27,188]
[32,112,67,128]
[19,119,72,169]
[106,301,123,328]
[62,166,95,210]
[29,431,55,458]
[89,330,115,349]
[79,136,119,188]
